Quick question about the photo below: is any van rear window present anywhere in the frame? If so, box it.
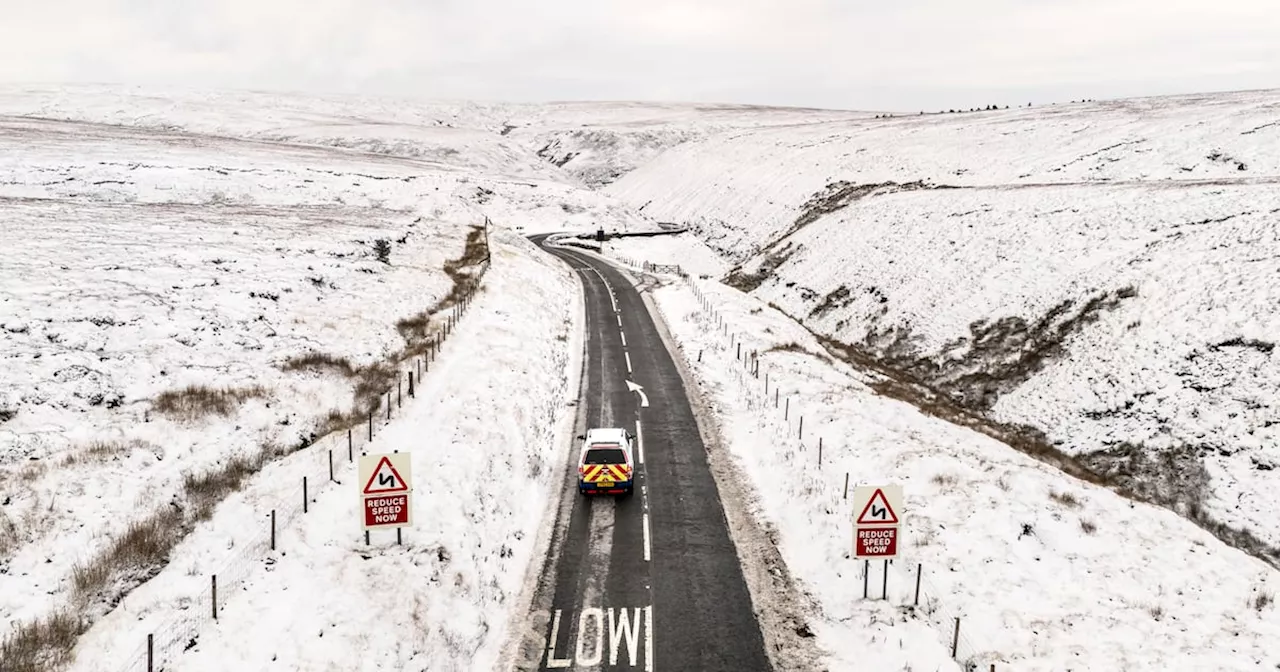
[584,446,626,465]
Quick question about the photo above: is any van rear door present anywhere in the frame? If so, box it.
[581,444,629,487]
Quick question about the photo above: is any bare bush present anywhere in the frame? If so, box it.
[63,439,154,466]
[152,384,266,421]
[1049,490,1082,508]
[1255,591,1272,612]
[931,473,959,487]
[1080,519,1098,535]
[0,610,87,672]
[71,507,186,602]
[373,238,391,264]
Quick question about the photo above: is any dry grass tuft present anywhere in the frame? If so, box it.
[1050,490,1082,508]
[71,507,186,601]
[0,610,88,672]
[62,439,155,466]
[152,384,266,421]
[1080,519,1097,535]
[931,473,959,487]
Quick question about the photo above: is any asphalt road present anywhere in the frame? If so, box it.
[512,235,772,671]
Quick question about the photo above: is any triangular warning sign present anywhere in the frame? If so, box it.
[362,456,409,494]
[856,488,899,525]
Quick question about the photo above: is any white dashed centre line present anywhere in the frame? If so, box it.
[625,351,632,374]
[617,315,622,327]
[642,513,651,562]
[620,331,627,347]
[636,419,644,465]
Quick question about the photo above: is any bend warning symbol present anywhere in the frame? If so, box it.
[362,455,409,494]
[855,487,899,525]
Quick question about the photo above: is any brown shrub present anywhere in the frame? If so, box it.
[1050,490,1082,508]
[152,384,266,421]
[0,610,87,672]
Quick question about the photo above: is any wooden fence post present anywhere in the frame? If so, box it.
[270,510,276,551]
[212,574,218,620]
[915,563,922,606]
[303,477,308,513]
[951,617,961,658]
[147,633,153,672]
[329,449,334,482]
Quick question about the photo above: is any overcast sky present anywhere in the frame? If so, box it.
[2,0,1278,110]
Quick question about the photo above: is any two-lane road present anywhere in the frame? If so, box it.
[513,235,772,671]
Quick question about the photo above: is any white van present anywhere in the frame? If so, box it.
[576,427,636,496]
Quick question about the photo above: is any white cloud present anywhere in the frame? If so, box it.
[2,0,1278,109]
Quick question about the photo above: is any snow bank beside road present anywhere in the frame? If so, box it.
[635,261,1280,671]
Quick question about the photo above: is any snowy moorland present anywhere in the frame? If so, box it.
[0,92,594,671]
[604,90,1280,557]
[75,231,580,672]
[603,246,1280,670]
[4,81,1279,672]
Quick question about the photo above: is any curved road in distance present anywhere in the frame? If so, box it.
[512,235,772,671]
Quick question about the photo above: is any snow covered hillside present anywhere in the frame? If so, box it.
[604,247,1280,670]
[0,84,865,191]
[603,89,1280,559]
[0,90,590,671]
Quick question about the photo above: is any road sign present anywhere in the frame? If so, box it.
[853,484,902,559]
[855,486,901,525]
[364,494,410,527]
[359,452,412,530]
[361,454,409,495]
[856,527,898,556]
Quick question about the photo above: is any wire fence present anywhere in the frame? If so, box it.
[111,258,491,672]
[604,248,1006,671]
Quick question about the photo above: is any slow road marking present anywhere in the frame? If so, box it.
[539,606,654,670]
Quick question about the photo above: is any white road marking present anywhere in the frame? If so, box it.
[620,331,627,347]
[544,606,651,669]
[576,608,605,666]
[642,513,651,562]
[645,606,654,672]
[609,608,643,666]
[625,351,632,374]
[636,419,644,465]
[545,610,571,667]
[617,315,623,327]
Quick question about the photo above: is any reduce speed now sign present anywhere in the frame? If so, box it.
[359,452,413,530]
[852,484,903,559]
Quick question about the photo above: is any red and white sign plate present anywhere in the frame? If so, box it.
[358,452,413,530]
[852,484,903,559]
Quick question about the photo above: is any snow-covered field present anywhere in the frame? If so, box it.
[604,247,1280,670]
[78,232,579,672]
[603,90,1280,555]
[0,89,595,671]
